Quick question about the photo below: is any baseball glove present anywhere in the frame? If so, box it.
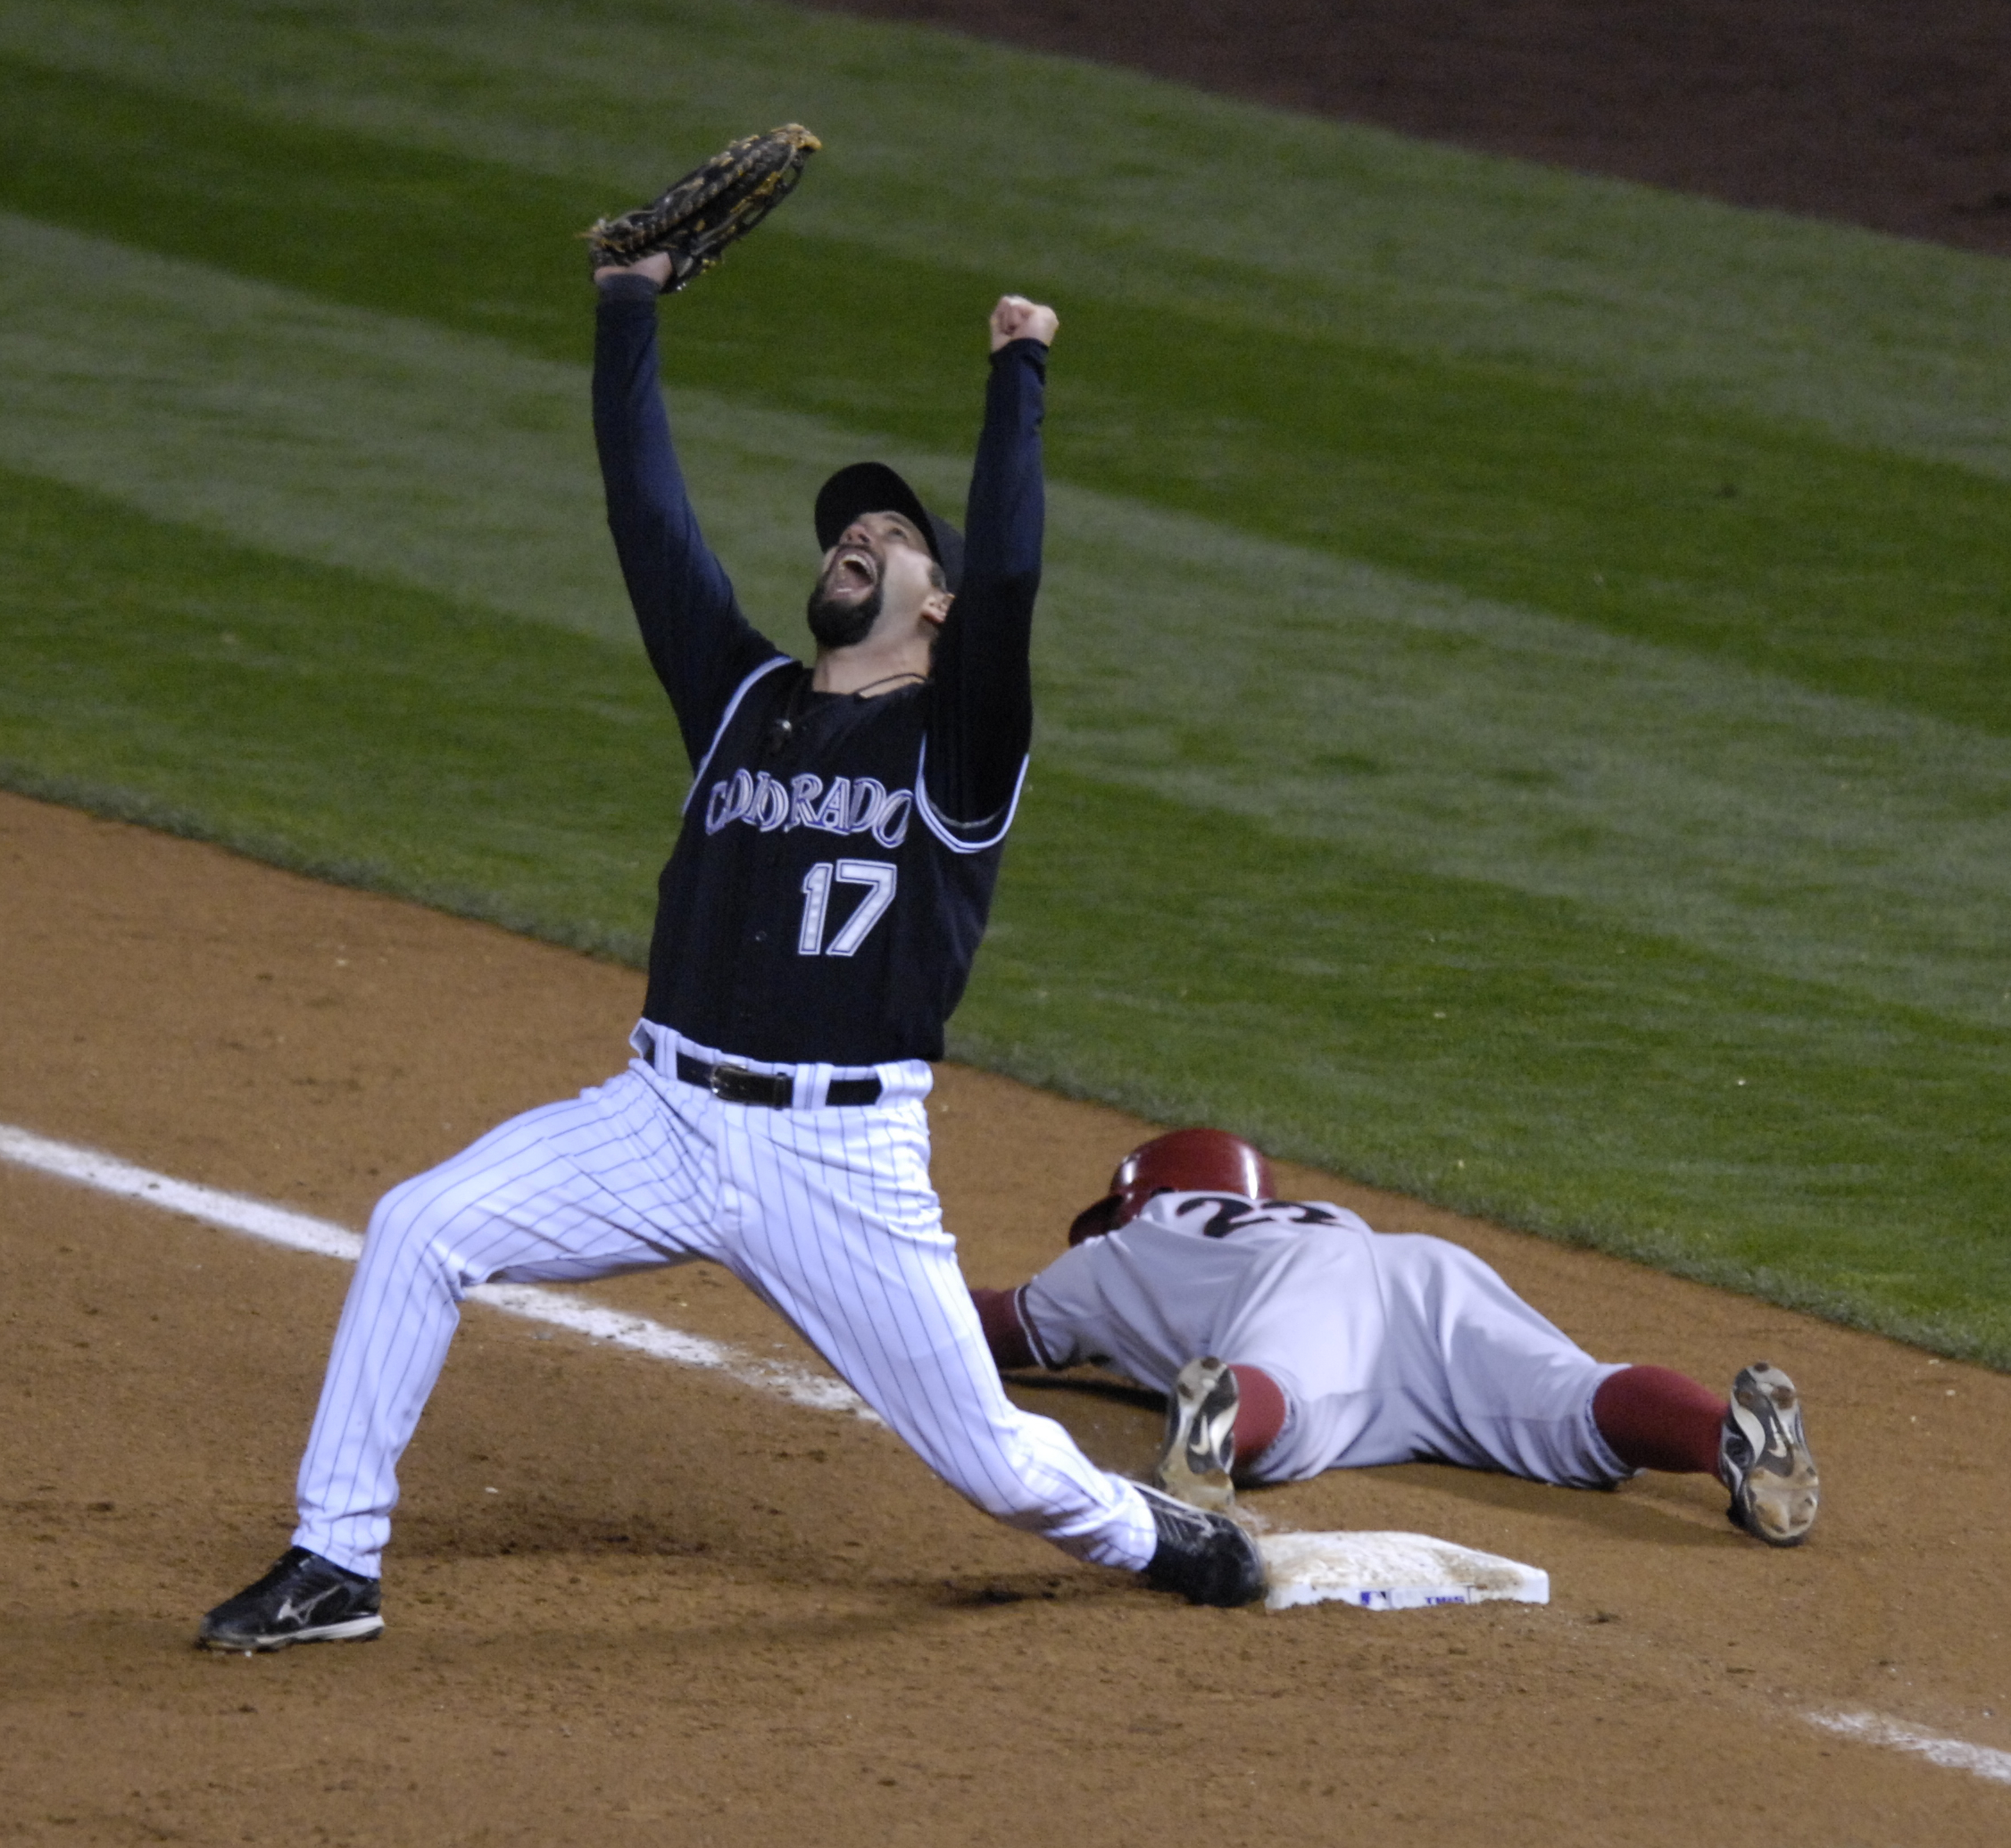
[583,123,821,289]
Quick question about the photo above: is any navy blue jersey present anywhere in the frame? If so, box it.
[592,280,1046,1065]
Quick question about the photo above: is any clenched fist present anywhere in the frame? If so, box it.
[990,295,1060,353]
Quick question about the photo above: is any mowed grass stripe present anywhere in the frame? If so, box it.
[1042,495,2011,1032]
[0,212,888,647]
[0,216,626,643]
[3,467,2007,1361]
[5,53,2011,735]
[10,0,2011,479]
[10,220,2010,1030]
[0,466,667,949]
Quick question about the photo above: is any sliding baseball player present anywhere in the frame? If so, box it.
[970,1130,1820,1544]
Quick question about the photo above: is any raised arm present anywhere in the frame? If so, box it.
[593,268,782,764]
[922,296,1058,834]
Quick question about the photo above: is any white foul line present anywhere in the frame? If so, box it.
[1804,1711,2011,1789]
[0,1120,875,1422]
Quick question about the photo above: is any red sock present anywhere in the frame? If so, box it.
[968,1286,1037,1370]
[1592,1366,1726,1476]
[1226,1364,1288,1473]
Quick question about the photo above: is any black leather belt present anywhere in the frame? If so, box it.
[673,1050,881,1109]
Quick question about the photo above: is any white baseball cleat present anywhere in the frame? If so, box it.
[1719,1362,1820,1546]
[1155,1356,1240,1513]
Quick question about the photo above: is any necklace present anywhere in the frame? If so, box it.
[847,670,927,699]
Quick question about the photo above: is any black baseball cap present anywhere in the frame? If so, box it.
[814,462,964,595]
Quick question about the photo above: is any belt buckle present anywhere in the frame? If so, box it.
[709,1062,783,1107]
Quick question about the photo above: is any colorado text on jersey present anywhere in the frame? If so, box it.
[703,769,914,849]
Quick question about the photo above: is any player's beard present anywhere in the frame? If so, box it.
[806,578,883,649]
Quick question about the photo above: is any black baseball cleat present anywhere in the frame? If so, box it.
[1155,1356,1240,1512]
[1719,1363,1820,1546]
[197,1546,385,1652]
[1138,1485,1267,1607]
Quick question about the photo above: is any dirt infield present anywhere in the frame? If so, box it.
[4,790,2008,1844]
[806,0,2011,257]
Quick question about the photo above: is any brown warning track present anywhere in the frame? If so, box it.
[4,791,2008,1843]
[805,0,2011,257]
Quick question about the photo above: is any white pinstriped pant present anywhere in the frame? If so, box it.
[294,1025,1156,1577]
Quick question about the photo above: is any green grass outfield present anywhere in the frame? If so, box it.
[3,0,2008,1361]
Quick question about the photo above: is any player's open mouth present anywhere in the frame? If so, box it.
[830,548,879,594]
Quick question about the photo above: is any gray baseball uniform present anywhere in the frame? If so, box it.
[1018,1190,1631,1489]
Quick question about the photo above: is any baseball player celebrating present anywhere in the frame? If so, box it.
[197,146,1263,1649]
[969,1130,1821,1545]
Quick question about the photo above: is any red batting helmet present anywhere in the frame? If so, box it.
[1067,1128,1276,1245]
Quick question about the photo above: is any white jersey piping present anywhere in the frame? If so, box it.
[913,737,1029,854]
[680,653,793,814]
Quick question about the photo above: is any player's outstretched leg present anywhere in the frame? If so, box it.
[1718,1362,1819,1545]
[196,1072,712,1648]
[195,1150,471,1652]
[196,1546,383,1653]
[1137,1486,1267,1607]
